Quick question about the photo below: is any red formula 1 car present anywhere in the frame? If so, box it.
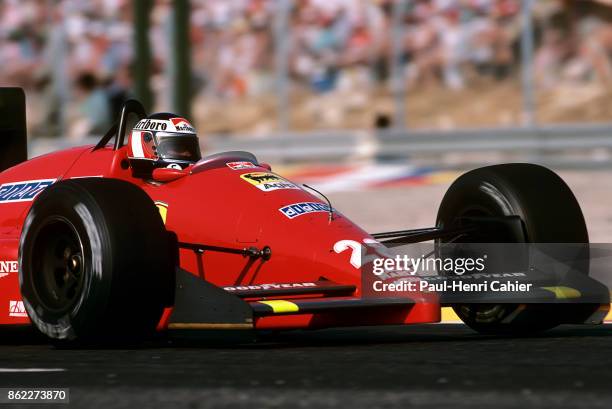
[0,88,608,342]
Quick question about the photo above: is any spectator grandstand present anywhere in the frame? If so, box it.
[1,0,612,137]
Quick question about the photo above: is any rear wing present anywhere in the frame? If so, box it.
[0,88,27,172]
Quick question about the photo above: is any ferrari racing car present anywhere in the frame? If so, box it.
[0,88,608,343]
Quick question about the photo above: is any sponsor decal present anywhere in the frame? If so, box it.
[9,300,27,317]
[226,161,257,170]
[279,202,331,219]
[0,260,18,279]
[240,172,299,192]
[133,118,169,131]
[419,271,526,281]
[170,117,196,133]
[0,179,55,203]
[224,282,317,292]
[155,201,168,224]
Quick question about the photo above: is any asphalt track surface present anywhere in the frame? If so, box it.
[1,324,612,408]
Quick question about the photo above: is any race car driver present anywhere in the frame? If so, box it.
[127,113,202,174]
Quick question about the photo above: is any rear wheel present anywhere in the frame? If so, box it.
[436,163,589,334]
[19,178,175,343]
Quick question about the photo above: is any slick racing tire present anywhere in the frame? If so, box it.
[19,178,175,343]
[436,163,590,334]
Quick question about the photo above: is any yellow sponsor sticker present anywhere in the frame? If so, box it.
[258,300,300,313]
[240,172,299,192]
[155,201,168,224]
[541,286,581,299]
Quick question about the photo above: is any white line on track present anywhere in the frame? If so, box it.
[0,368,66,373]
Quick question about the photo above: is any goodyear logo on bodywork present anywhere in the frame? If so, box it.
[0,179,55,203]
[224,282,317,292]
[280,202,331,219]
[240,172,299,192]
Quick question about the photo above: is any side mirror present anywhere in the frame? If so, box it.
[152,167,188,182]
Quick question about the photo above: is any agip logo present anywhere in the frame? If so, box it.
[0,179,55,203]
[240,172,299,192]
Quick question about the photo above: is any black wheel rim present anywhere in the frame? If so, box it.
[442,189,518,324]
[30,217,86,314]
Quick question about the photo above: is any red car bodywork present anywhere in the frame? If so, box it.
[0,145,440,330]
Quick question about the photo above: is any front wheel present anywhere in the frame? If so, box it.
[436,163,589,334]
[19,178,175,343]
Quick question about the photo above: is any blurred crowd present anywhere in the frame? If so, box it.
[193,0,523,97]
[1,0,612,136]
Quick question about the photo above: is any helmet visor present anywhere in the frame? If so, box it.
[155,132,202,162]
